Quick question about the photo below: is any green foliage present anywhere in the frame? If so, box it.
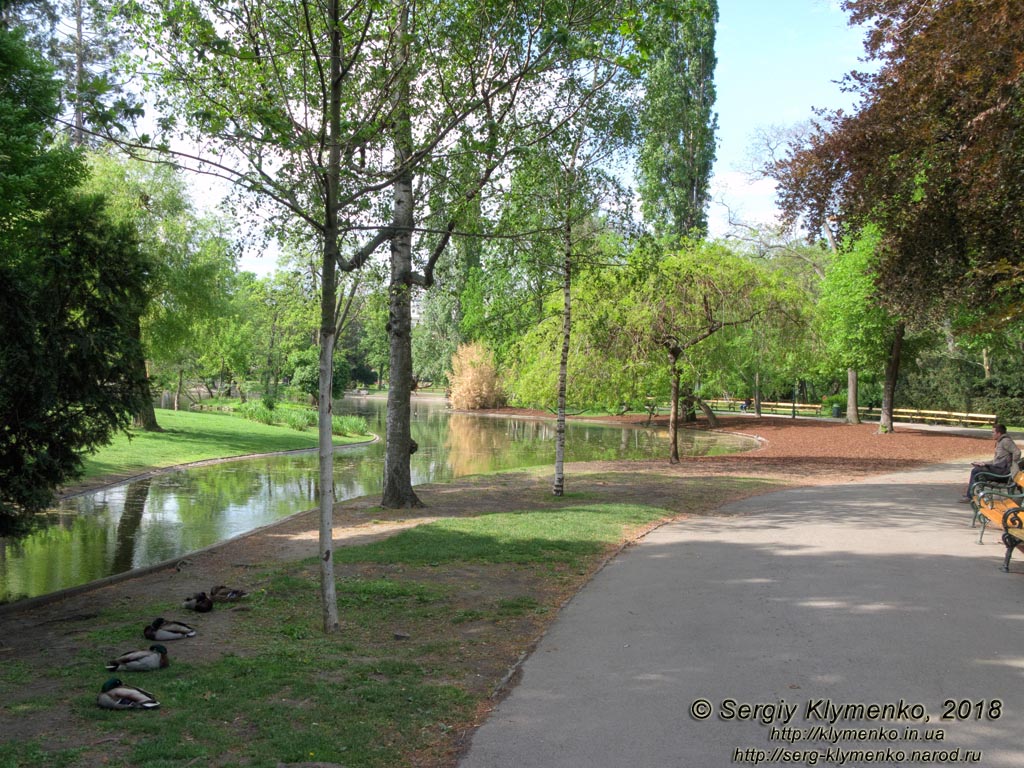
[82,152,237,376]
[6,0,141,146]
[898,352,1024,425]
[0,29,85,216]
[287,347,349,402]
[331,414,370,437]
[636,1,718,236]
[234,400,369,437]
[506,266,661,410]
[815,227,897,372]
[970,379,1024,427]
[237,400,278,426]
[1,193,150,531]
[412,285,463,386]
[0,32,151,531]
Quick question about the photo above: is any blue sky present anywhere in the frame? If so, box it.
[708,0,868,235]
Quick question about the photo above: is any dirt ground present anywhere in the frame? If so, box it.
[0,415,996,764]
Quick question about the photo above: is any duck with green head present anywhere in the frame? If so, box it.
[96,678,160,710]
[105,644,169,672]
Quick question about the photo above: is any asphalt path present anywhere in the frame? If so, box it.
[459,461,1024,768]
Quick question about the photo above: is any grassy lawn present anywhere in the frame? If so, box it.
[0,501,675,768]
[79,408,374,482]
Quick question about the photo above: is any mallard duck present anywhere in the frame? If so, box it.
[96,677,160,710]
[105,644,169,672]
[143,617,196,641]
[209,585,247,602]
[182,591,213,612]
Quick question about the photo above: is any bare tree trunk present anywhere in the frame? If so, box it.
[697,398,719,428]
[382,2,422,509]
[553,217,572,497]
[174,369,184,411]
[668,351,681,464]
[130,320,161,431]
[982,348,991,379]
[754,371,762,418]
[312,0,349,634]
[316,302,339,632]
[72,0,86,146]
[681,384,697,423]
[846,368,860,424]
[880,322,906,433]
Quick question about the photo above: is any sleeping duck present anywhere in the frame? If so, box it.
[209,585,248,602]
[182,591,214,612]
[143,617,196,641]
[96,678,160,710]
[105,644,169,672]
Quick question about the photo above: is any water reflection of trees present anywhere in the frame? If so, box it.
[1,513,114,603]
[445,414,517,477]
[112,478,151,573]
[1,399,752,602]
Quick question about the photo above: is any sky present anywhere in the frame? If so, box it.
[234,0,870,275]
[708,0,868,236]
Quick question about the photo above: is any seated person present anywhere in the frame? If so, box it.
[739,398,752,413]
[962,423,1021,501]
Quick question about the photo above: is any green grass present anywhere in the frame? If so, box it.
[333,504,666,569]
[79,409,373,481]
[5,501,671,768]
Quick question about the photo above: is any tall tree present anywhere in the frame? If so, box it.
[816,228,901,429]
[5,0,140,144]
[625,241,787,463]
[82,152,236,429]
[494,40,636,496]
[121,0,646,631]
[0,22,149,532]
[636,0,718,237]
[777,0,1024,319]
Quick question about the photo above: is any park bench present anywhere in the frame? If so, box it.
[968,469,1024,539]
[707,399,823,417]
[967,470,1024,570]
[1001,525,1024,573]
[860,406,995,426]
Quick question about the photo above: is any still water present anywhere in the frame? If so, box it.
[0,397,754,604]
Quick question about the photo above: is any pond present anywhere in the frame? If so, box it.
[0,397,755,604]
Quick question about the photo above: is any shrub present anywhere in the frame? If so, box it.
[238,401,276,425]
[281,409,316,431]
[331,415,369,436]
[448,343,506,410]
[288,347,350,402]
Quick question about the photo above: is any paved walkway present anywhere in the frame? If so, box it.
[459,462,1024,768]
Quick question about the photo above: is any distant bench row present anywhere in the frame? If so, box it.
[708,399,995,426]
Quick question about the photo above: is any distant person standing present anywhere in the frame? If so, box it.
[961,424,1021,501]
